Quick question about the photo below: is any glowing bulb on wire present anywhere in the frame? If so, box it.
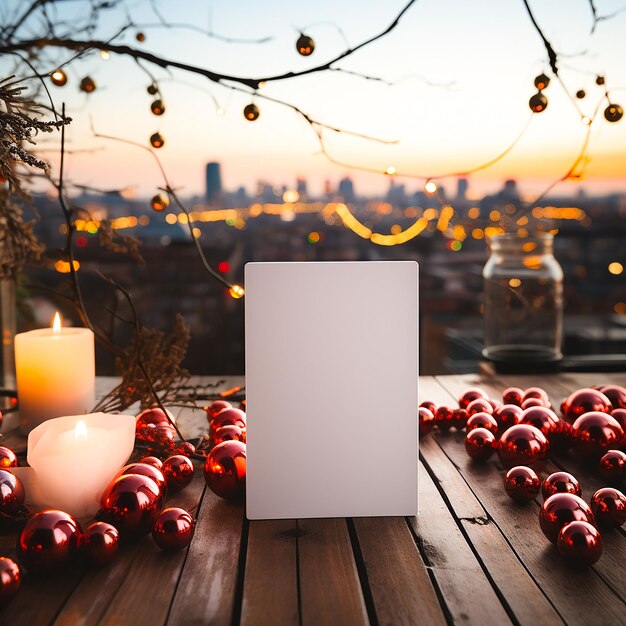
[424,180,437,194]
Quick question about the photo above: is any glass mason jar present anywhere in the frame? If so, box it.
[482,233,563,367]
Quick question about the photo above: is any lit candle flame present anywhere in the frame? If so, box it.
[52,312,62,334]
[75,419,88,441]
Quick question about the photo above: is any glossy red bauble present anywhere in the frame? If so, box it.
[498,424,550,468]
[539,493,595,542]
[466,398,493,416]
[598,385,626,410]
[550,419,573,453]
[520,406,560,438]
[522,387,550,405]
[205,400,232,422]
[0,557,21,603]
[162,455,194,490]
[521,398,545,410]
[452,408,469,429]
[571,412,623,462]
[458,388,489,410]
[0,469,24,515]
[557,521,603,566]
[152,507,196,551]
[82,522,120,567]
[213,424,247,446]
[204,441,247,501]
[210,408,246,432]
[17,510,83,572]
[418,408,435,438]
[176,441,197,457]
[504,466,540,503]
[590,487,626,528]
[0,446,18,468]
[599,450,626,484]
[435,406,455,431]
[464,428,496,461]
[115,462,167,496]
[466,412,498,434]
[100,474,161,537]
[136,406,173,429]
[541,471,581,500]
[502,387,523,406]
[561,388,611,424]
[419,400,437,415]
[611,408,626,435]
[493,404,523,432]
[140,456,163,469]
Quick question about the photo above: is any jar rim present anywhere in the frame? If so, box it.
[487,232,554,244]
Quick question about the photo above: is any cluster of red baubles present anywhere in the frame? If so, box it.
[0,401,248,604]
[420,384,625,567]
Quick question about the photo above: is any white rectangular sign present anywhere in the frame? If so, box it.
[245,261,418,519]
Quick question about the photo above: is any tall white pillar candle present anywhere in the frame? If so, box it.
[15,313,95,433]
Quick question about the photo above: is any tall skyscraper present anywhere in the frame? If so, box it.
[205,162,222,204]
[296,177,308,199]
[456,178,468,200]
[338,177,355,202]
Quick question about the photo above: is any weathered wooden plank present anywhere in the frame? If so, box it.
[419,432,564,626]
[240,520,298,626]
[297,518,369,626]
[409,461,513,626]
[352,516,447,626]
[166,490,244,626]
[430,375,626,625]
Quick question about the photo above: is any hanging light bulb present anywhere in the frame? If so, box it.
[424,180,438,194]
[229,285,245,299]
[243,103,260,121]
[50,69,67,86]
[150,132,165,148]
[150,193,170,211]
[296,34,315,56]
[150,100,166,116]
[534,73,550,90]
[604,103,623,123]
[79,76,96,93]
[529,92,548,113]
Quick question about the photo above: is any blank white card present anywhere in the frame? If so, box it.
[245,261,418,519]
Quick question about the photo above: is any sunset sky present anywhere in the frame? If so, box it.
[9,0,626,199]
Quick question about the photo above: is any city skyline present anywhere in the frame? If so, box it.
[12,0,626,198]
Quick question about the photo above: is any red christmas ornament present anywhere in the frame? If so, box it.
[18,510,83,572]
[136,407,173,429]
[502,387,524,406]
[489,399,502,412]
[504,466,540,503]
[115,463,167,497]
[140,456,163,469]
[464,428,496,461]
[211,408,246,433]
[434,406,455,430]
[452,408,469,429]
[557,521,603,566]
[214,424,247,446]
[162,455,194,490]
[542,471,581,500]
[571,412,623,462]
[539,493,595,542]
[521,398,544,410]
[82,522,120,567]
[458,388,489,410]
[0,469,24,515]
[590,487,626,528]
[599,449,626,484]
[520,406,560,438]
[0,557,21,603]
[550,419,573,453]
[176,441,196,457]
[204,441,247,501]
[0,446,18,468]
[206,400,232,421]
[100,474,161,537]
[498,424,550,468]
[493,404,524,432]
[466,398,493,416]
[466,412,498,434]
[418,407,435,438]
[561,388,611,423]
[152,507,195,551]
[419,400,437,415]
[598,385,626,410]
[522,387,550,405]
[611,408,626,433]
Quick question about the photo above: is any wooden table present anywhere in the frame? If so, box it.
[1,373,625,626]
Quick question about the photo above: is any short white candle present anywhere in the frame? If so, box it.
[27,412,135,517]
[15,312,95,433]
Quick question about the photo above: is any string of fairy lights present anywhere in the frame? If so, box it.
[29,5,626,298]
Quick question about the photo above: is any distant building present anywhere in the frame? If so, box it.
[456,178,468,200]
[296,177,308,200]
[205,162,222,204]
[338,177,355,202]
[500,179,519,200]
